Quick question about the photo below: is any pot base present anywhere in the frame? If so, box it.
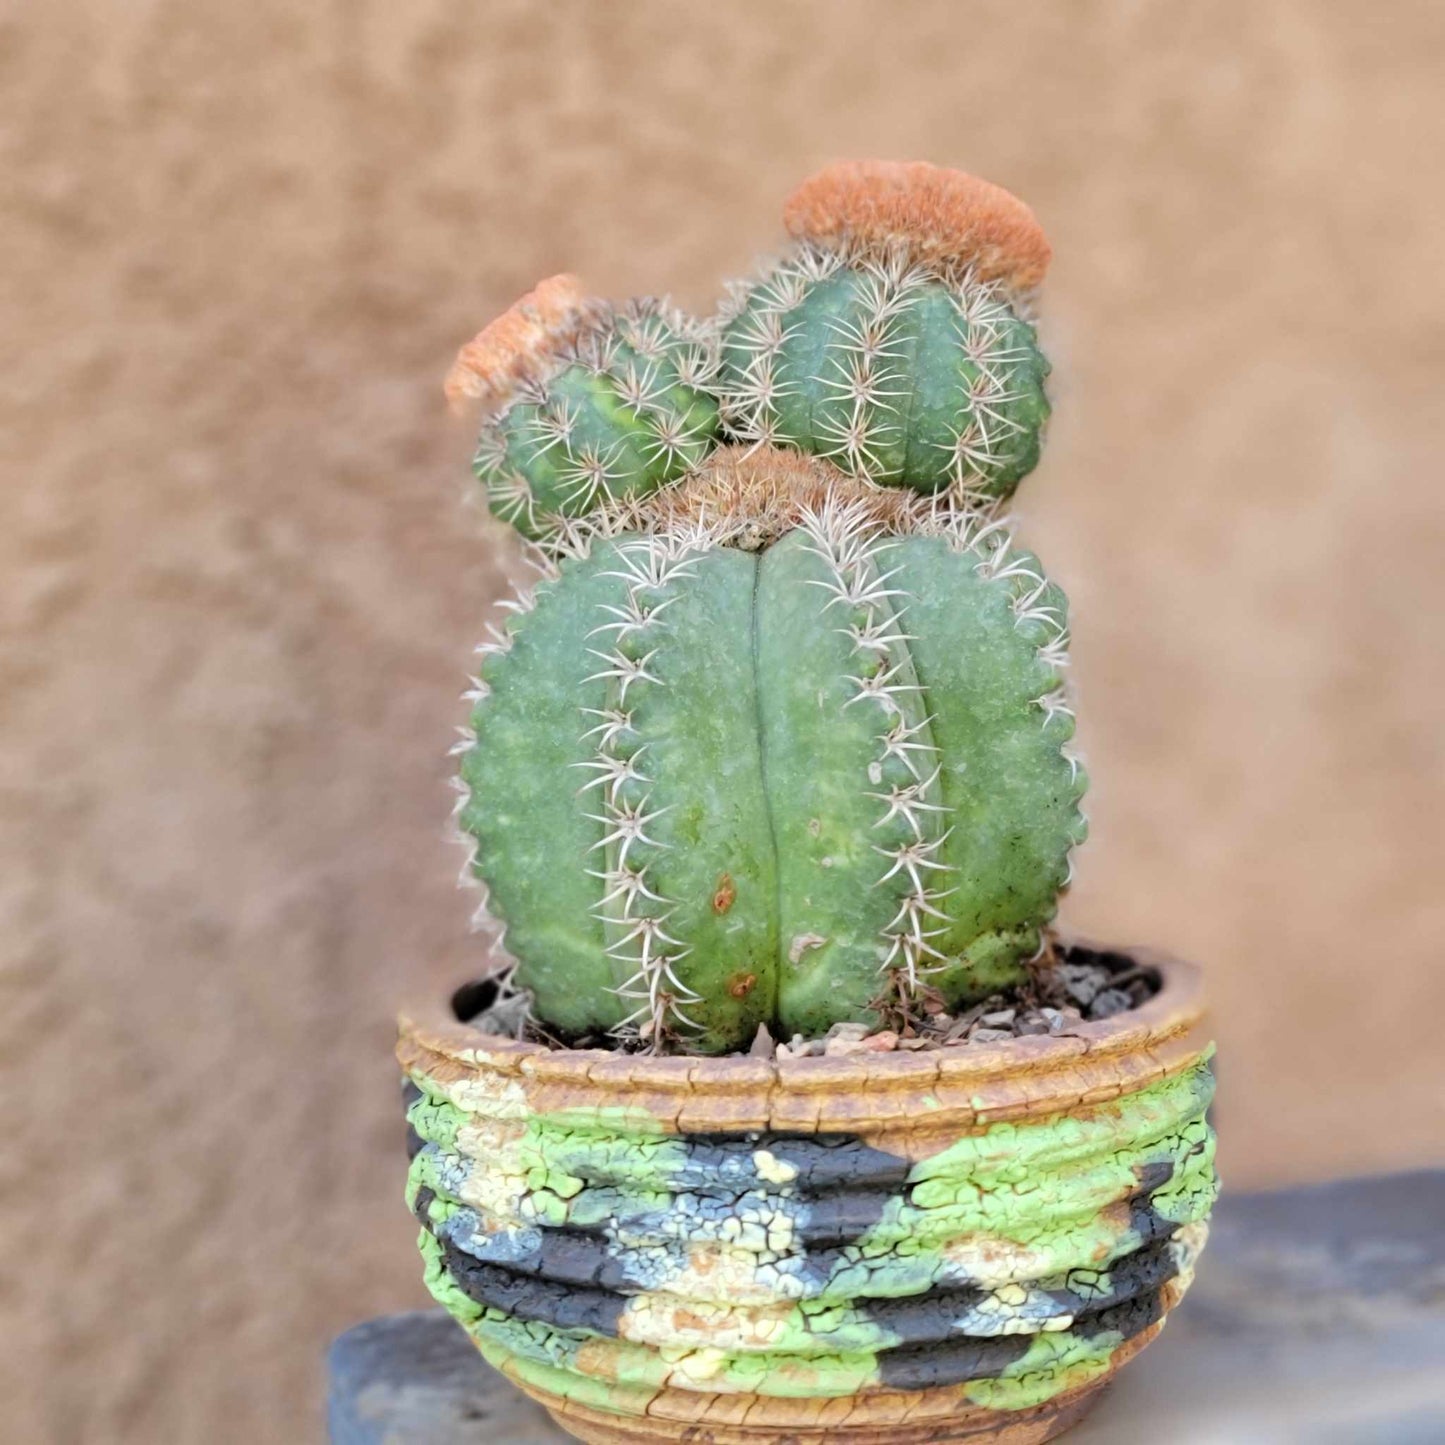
[511,1325,1161,1445]
[538,1374,1112,1444]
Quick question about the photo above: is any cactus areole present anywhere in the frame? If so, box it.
[410,160,1216,1444]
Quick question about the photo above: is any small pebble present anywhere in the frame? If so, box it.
[862,1030,900,1052]
[1089,988,1133,1020]
[970,1027,1013,1044]
[776,1033,822,1060]
[749,1022,775,1059]
[1057,962,1106,1007]
[981,1009,1016,1027]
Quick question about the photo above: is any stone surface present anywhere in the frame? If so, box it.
[5,6,1445,1442]
[329,1312,559,1445]
[330,1172,1445,1443]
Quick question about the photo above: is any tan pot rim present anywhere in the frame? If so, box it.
[398,944,1210,1138]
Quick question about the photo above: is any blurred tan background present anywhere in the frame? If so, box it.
[3,2,1443,1440]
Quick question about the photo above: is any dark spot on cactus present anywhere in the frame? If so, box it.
[712,873,737,914]
[727,971,757,999]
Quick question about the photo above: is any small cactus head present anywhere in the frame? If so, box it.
[720,161,1052,505]
[450,281,721,540]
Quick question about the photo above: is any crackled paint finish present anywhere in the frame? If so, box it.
[403,1055,1216,1418]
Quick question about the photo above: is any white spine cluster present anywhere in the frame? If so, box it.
[797,498,955,995]
[581,534,704,1047]
[719,242,1039,504]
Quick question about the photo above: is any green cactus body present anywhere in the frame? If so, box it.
[473,299,720,538]
[719,248,1050,501]
[459,495,1084,1052]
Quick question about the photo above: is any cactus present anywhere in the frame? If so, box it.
[448,162,1086,1055]
[456,450,1085,1054]
[446,275,720,539]
[719,162,1052,502]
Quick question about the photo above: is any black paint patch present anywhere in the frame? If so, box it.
[439,1240,628,1338]
[412,1185,437,1223]
[794,1190,902,1246]
[847,1240,1180,1351]
[539,1229,623,1290]
[419,1210,836,1299]
[876,1287,1170,1390]
[1048,1237,1180,1319]
[659,1132,914,1195]
[1128,1160,1179,1237]
[875,1329,1034,1389]
[1072,1284,1166,1345]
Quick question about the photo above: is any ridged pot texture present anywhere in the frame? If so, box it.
[399,951,1216,1444]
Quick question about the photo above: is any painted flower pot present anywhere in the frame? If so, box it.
[399,949,1216,1444]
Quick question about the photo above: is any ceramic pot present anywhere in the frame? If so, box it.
[398,948,1216,1444]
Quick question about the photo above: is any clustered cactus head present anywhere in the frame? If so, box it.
[718,161,1052,503]
[448,162,1083,1055]
[447,275,720,539]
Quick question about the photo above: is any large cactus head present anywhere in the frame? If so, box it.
[456,448,1085,1054]
[447,275,721,539]
[448,163,1084,1055]
[719,161,1052,503]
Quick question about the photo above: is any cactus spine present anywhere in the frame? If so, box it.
[448,161,1084,1054]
